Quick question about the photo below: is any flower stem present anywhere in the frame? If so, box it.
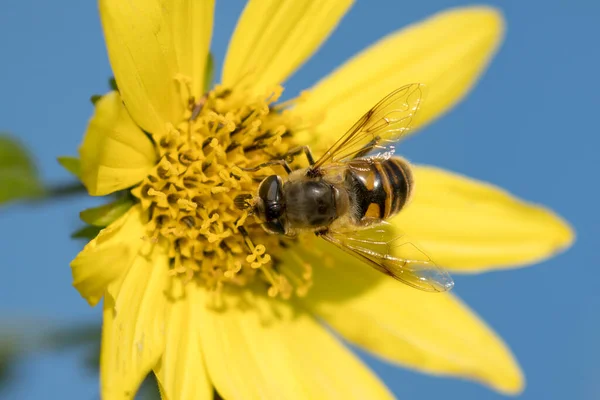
[46,182,87,197]
[31,181,87,203]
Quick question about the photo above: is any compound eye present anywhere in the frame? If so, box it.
[259,175,283,204]
[263,219,286,235]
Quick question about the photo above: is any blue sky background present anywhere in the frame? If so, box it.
[0,0,598,399]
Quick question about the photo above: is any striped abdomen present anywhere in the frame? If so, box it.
[345,157,414,223]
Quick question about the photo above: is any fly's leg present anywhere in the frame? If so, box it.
[283,145,316,166]
[242,146,313,176]
[236,226,252,251]
[240,159,292,175]
[189,95,207,121]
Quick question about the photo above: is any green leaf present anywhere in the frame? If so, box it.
[109,76,118,92]
[80,196,133,227]
[57,156,82,179]
[45,323,101,350]
[90,94,102,105]
[71,225,102,240]
[204,52,214,93]
[0,336,18,386]
[0,133,44,204]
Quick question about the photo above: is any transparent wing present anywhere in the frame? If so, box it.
[321,223,454,292]
[312,83,425,170]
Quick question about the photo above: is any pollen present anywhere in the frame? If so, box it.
[131,83,314,298]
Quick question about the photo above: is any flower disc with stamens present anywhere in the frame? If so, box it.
[131,85,312,298]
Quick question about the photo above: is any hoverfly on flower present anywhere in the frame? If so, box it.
[235,83,453,292]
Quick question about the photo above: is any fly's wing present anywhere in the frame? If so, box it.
[311,84,425,170]
[321,223,454,292]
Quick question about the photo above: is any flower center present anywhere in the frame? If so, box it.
[131,84,316,298]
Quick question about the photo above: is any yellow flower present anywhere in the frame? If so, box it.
[70,1,574,399]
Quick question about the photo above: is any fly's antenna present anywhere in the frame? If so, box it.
[234,194,254,210]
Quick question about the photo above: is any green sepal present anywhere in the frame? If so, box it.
[57,156,82,179]
[109,77,118,92]
[204,52,214,93]
[90,94,102,105]
[79,195,133,227]
[70,225,103,240]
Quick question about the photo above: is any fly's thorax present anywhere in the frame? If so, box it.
[344,156,414,224]
[283,178,339,230]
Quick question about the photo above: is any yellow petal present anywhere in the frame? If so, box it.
[169,0,215,99]
[100,0,182,135]
[154,292,212,400]
[222,0,353,95]
[301,245,524,395]
[79,92,156,196]
[293,7,504,145]
[101,243,169,400]
[196,287,393,400]
[394,166,574,271]
[70,205,147,306]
